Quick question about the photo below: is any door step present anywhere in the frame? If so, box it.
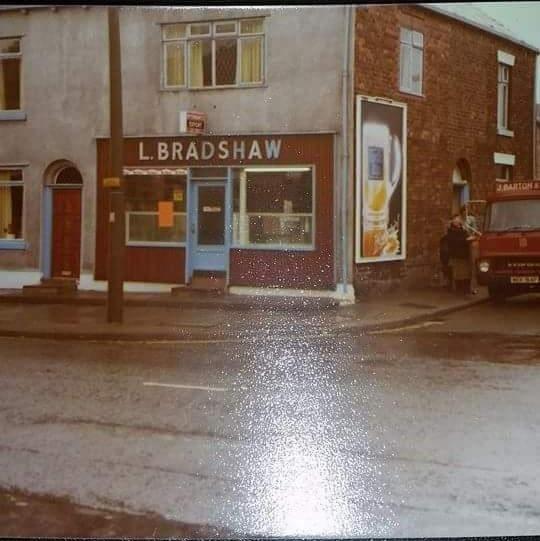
[172,271,227,294]
[23,277,78,297]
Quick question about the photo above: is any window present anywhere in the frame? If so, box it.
[0,168,23,240]
[399,28,423,95]
[232,166,314,249]
[162,18,264,89]
[497,63,510,130]
[124,175,187,246]
[0,38,21,111]
[486,200,540,232]
[495,164,512,182]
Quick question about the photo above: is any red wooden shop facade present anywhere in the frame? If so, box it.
[95,133,335,290]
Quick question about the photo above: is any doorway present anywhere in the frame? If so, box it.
[52,188,82,278]
[189,181,227,274]
[42,162,83,280]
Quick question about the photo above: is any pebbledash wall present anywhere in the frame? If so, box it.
[0,6,347,291]
[353,5,538,292]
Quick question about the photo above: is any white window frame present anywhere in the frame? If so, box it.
[0,166,25,248]
[0,36,25,120]
[399,27,424,96]
[232,165,316,252]
[497,62,513,135]
[161,18,265,90]
[495,164,513,183]
[125,210,187,247]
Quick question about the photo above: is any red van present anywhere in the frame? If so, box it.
[476,181,540,301]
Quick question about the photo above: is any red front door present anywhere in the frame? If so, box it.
[52,189,82,278]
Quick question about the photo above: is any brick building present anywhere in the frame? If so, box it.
[537,104,540,179]
[352,5,538,292]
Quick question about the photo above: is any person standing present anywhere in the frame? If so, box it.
[447,215,472,295]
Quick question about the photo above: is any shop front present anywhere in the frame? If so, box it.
[95,133,335,290]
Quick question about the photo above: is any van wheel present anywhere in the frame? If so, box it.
[488,286,506,302]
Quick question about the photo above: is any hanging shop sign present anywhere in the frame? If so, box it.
[179,111,206,135]
[355,96,407,263]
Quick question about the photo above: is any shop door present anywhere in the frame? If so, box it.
[52,189,82,278]
[190,182,227,272]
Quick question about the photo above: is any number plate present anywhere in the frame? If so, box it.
[510,276,540,284]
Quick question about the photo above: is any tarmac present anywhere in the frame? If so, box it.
[0,285,489,341]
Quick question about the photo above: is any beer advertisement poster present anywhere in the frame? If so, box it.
[355,96,407,263]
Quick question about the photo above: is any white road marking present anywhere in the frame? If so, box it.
[143,381,228,392]
[367,320,444,335]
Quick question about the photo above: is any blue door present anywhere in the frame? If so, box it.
[189,182,227,274]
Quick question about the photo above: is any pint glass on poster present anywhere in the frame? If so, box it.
[362,122,401,257]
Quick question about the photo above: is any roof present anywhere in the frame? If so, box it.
[421,4,540,53]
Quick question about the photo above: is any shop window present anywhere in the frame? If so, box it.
[232,167,314,249]
[497,63,510,131]
[495,164,512,182]
[0,168,23,240]
[162,18,264,89]
[0,38,21,111]
[124,175,187,246]
[399,27,423,95]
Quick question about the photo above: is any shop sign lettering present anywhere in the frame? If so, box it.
[137,138,282,162]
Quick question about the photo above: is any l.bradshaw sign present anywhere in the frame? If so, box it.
[137,138,282,163]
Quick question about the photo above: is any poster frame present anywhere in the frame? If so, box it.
[355,95,408,264]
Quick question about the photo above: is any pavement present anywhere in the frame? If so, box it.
[0,285,489,341]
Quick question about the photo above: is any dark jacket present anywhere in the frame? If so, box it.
[447,224,469,259]
[439,233,450,266]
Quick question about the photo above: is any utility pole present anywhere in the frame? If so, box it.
[106,6,125,323]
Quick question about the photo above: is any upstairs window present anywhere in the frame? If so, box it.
[399,28,423,95]
[0,38,21,111]
[162,18,264,89]
[495,163,513,182]
[497,63,510,131]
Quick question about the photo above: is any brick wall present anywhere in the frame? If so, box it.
[354,5,536,292]
[537,106,540,179]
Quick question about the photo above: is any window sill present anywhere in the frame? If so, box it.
[0,239,27,250]
[399,89,424,99]
[231,244,315,252]
[0,110,27,121]
[497,127,514,138]
[160,83,267,92]
[127,242,186,248]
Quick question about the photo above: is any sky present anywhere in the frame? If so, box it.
[433,2,540,102]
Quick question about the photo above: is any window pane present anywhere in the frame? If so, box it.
[411,46,423,93]
[412,31,423,48]
[125,175,186,244]
[400,43,411,90]
[190,23,210,36]
[0,58,21,110]
[0,169,22,181]
[0,38,20,55]
[0,185,23,239]
[189,39,212,87]
[165,42,185,86]
[128,213,186,243]
[56,166,82,184]
[215,21,236,34]
[233,168,313,247]
[215,38,237,86]
[163,23,186,40]
[400,27,412,44]
[240,19,263,34]
[241,37,263,83]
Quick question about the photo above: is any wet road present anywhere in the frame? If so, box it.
[0,297,539,537]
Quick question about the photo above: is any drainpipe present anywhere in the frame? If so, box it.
[338,4,353,303]
[533,55,538,179]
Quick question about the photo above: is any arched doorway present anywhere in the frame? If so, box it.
[42,161,83,279]
[452,159,471,216]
